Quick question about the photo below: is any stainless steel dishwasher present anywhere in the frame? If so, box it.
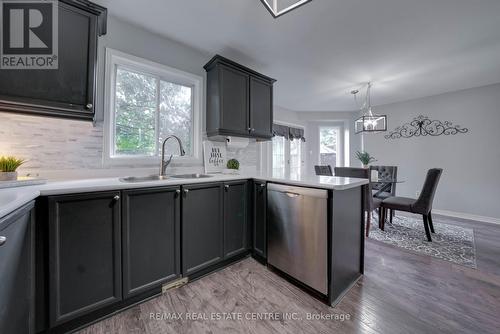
[267,183,328,295]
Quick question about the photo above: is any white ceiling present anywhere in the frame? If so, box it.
[95,0,500,111]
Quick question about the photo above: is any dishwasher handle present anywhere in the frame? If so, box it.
[267,183,328,199]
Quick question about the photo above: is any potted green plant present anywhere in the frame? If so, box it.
[0,156,26,181]
[355,151,376,168]
[224,159,240,174]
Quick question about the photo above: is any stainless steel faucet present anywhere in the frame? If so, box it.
[160,135,186,176]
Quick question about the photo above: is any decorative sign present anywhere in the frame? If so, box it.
[385,115,468,139]
[203,141,227,173]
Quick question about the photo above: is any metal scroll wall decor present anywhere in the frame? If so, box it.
[384,115,468,139]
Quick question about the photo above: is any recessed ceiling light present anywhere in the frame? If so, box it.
[260,0,313,18]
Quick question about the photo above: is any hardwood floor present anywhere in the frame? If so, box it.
[77,215,500,334]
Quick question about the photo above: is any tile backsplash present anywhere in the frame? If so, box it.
[0,112,258,176]
[0,112,103,170]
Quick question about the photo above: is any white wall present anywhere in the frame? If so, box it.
[274,106,306,127]
[364,83,500,220]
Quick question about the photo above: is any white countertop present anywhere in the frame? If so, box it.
[0,173,368,219]
[0,187,41,220]
[253,173,368,190]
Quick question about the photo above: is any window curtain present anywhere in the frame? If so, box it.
[272,124,306,142]
[289,127,306,142]
[272,124,289,139]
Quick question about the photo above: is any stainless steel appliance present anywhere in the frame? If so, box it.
[267,183,328,294]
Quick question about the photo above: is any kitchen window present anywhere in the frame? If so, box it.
[271,124,305,179]
[104,49,202,166]
[289,138,302,179]
[272,136,286,178]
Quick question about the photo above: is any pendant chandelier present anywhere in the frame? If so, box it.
[260,0,312,18]
[353,82,387,134]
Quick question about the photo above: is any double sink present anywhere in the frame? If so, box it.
[120,173,213,183]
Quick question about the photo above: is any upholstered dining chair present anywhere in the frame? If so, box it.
[334,167,381,237]
[370,165,398,199]
[315,165,333,176]
[381,168,443,242]
[370,165,398,222]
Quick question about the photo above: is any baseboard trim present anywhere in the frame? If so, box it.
[433,209,500,225]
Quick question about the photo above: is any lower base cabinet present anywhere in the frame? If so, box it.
[182,183,224,275]
[253,181,267,260]
[37,180,254,331]
[122,187,181,298]
[48,192,122,326]
[223,181,248,258]
[0,202,35,334]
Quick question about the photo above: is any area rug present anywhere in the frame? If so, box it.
[370,214,477,268]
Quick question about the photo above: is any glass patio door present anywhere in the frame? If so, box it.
[272,136,303,179]
[319,126,340,168]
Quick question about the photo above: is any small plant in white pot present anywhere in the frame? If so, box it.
[0,156,26,181]
[355,151,377,168]
[224,159,240,174]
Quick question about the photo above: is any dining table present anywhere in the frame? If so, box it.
[371,179,405,198]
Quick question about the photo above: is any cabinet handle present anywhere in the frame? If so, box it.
[260,184,266,188]
[224,184,230,191]
[176,189,181,194]
[86,103,93,110]
[113,195,120,201]
[251,128,255,132]
[0,236,6,246]
[184,189,189,194]
[247,127,252,132]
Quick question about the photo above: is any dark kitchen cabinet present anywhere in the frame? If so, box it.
[122,187,181,298]
[0,0,107,120]
[218,65,250,136]
[0,202,35,334]
[48,191,121,326]
[204,55,275,140]
[223,181,248,258]
[249,77,273,138]
[182,183,224,276]
[253,181,267,260]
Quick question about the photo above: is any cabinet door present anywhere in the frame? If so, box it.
[0,203,35,334]
[48,192,121,326]
[0,2,98,120]
[182,183,223,275]
[219,65,250,135]
[253,182,267,259]
[249,77,273,139]
[122,187,181,298]
[223,181,248,258]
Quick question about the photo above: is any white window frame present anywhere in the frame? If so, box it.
[319,125,343,168]
[267,121,306,178]
[272,135,287,177]
[104,48,203,167]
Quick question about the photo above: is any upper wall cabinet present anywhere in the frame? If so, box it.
[0,0,107,121]
[204,55,276,140]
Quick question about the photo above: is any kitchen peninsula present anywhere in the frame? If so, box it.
[0,172,367,333]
